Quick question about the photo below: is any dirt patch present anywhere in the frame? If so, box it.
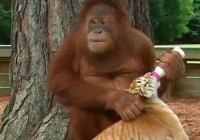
[166,98,200,140]
[0,96,199,139]
[0,96,10,126]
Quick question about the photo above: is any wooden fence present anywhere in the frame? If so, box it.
[0,45,11,96]
[0,44,200,97]
[155,44,200,97]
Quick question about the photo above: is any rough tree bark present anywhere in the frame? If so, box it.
[123,0,153,38]
[0,0,81,139]
[0,0,152,140]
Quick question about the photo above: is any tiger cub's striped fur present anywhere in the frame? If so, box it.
[93,73,189,140]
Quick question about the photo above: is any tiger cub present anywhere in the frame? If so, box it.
[93,73,189,140]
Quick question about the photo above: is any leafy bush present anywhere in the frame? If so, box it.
[0,0,11,44]
[149,0,194,44]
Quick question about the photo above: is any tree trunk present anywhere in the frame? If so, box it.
[0,0,81,139]
[0,0,152,140]
[123,0,153,38]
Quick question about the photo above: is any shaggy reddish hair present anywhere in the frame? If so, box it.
[79,0,130,23]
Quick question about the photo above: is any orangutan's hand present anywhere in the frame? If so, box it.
[158,50,185,81]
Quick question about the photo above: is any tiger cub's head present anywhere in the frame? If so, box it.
[126,73,160,98]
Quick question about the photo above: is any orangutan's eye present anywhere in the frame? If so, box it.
[91,19,98,24]
[102,19,108,24]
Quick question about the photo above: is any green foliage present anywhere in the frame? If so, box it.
[176,0,200,43]
[149,0,194,44]
[0,0,11,10]
[0,0,11,44]
[0,6,11,44]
